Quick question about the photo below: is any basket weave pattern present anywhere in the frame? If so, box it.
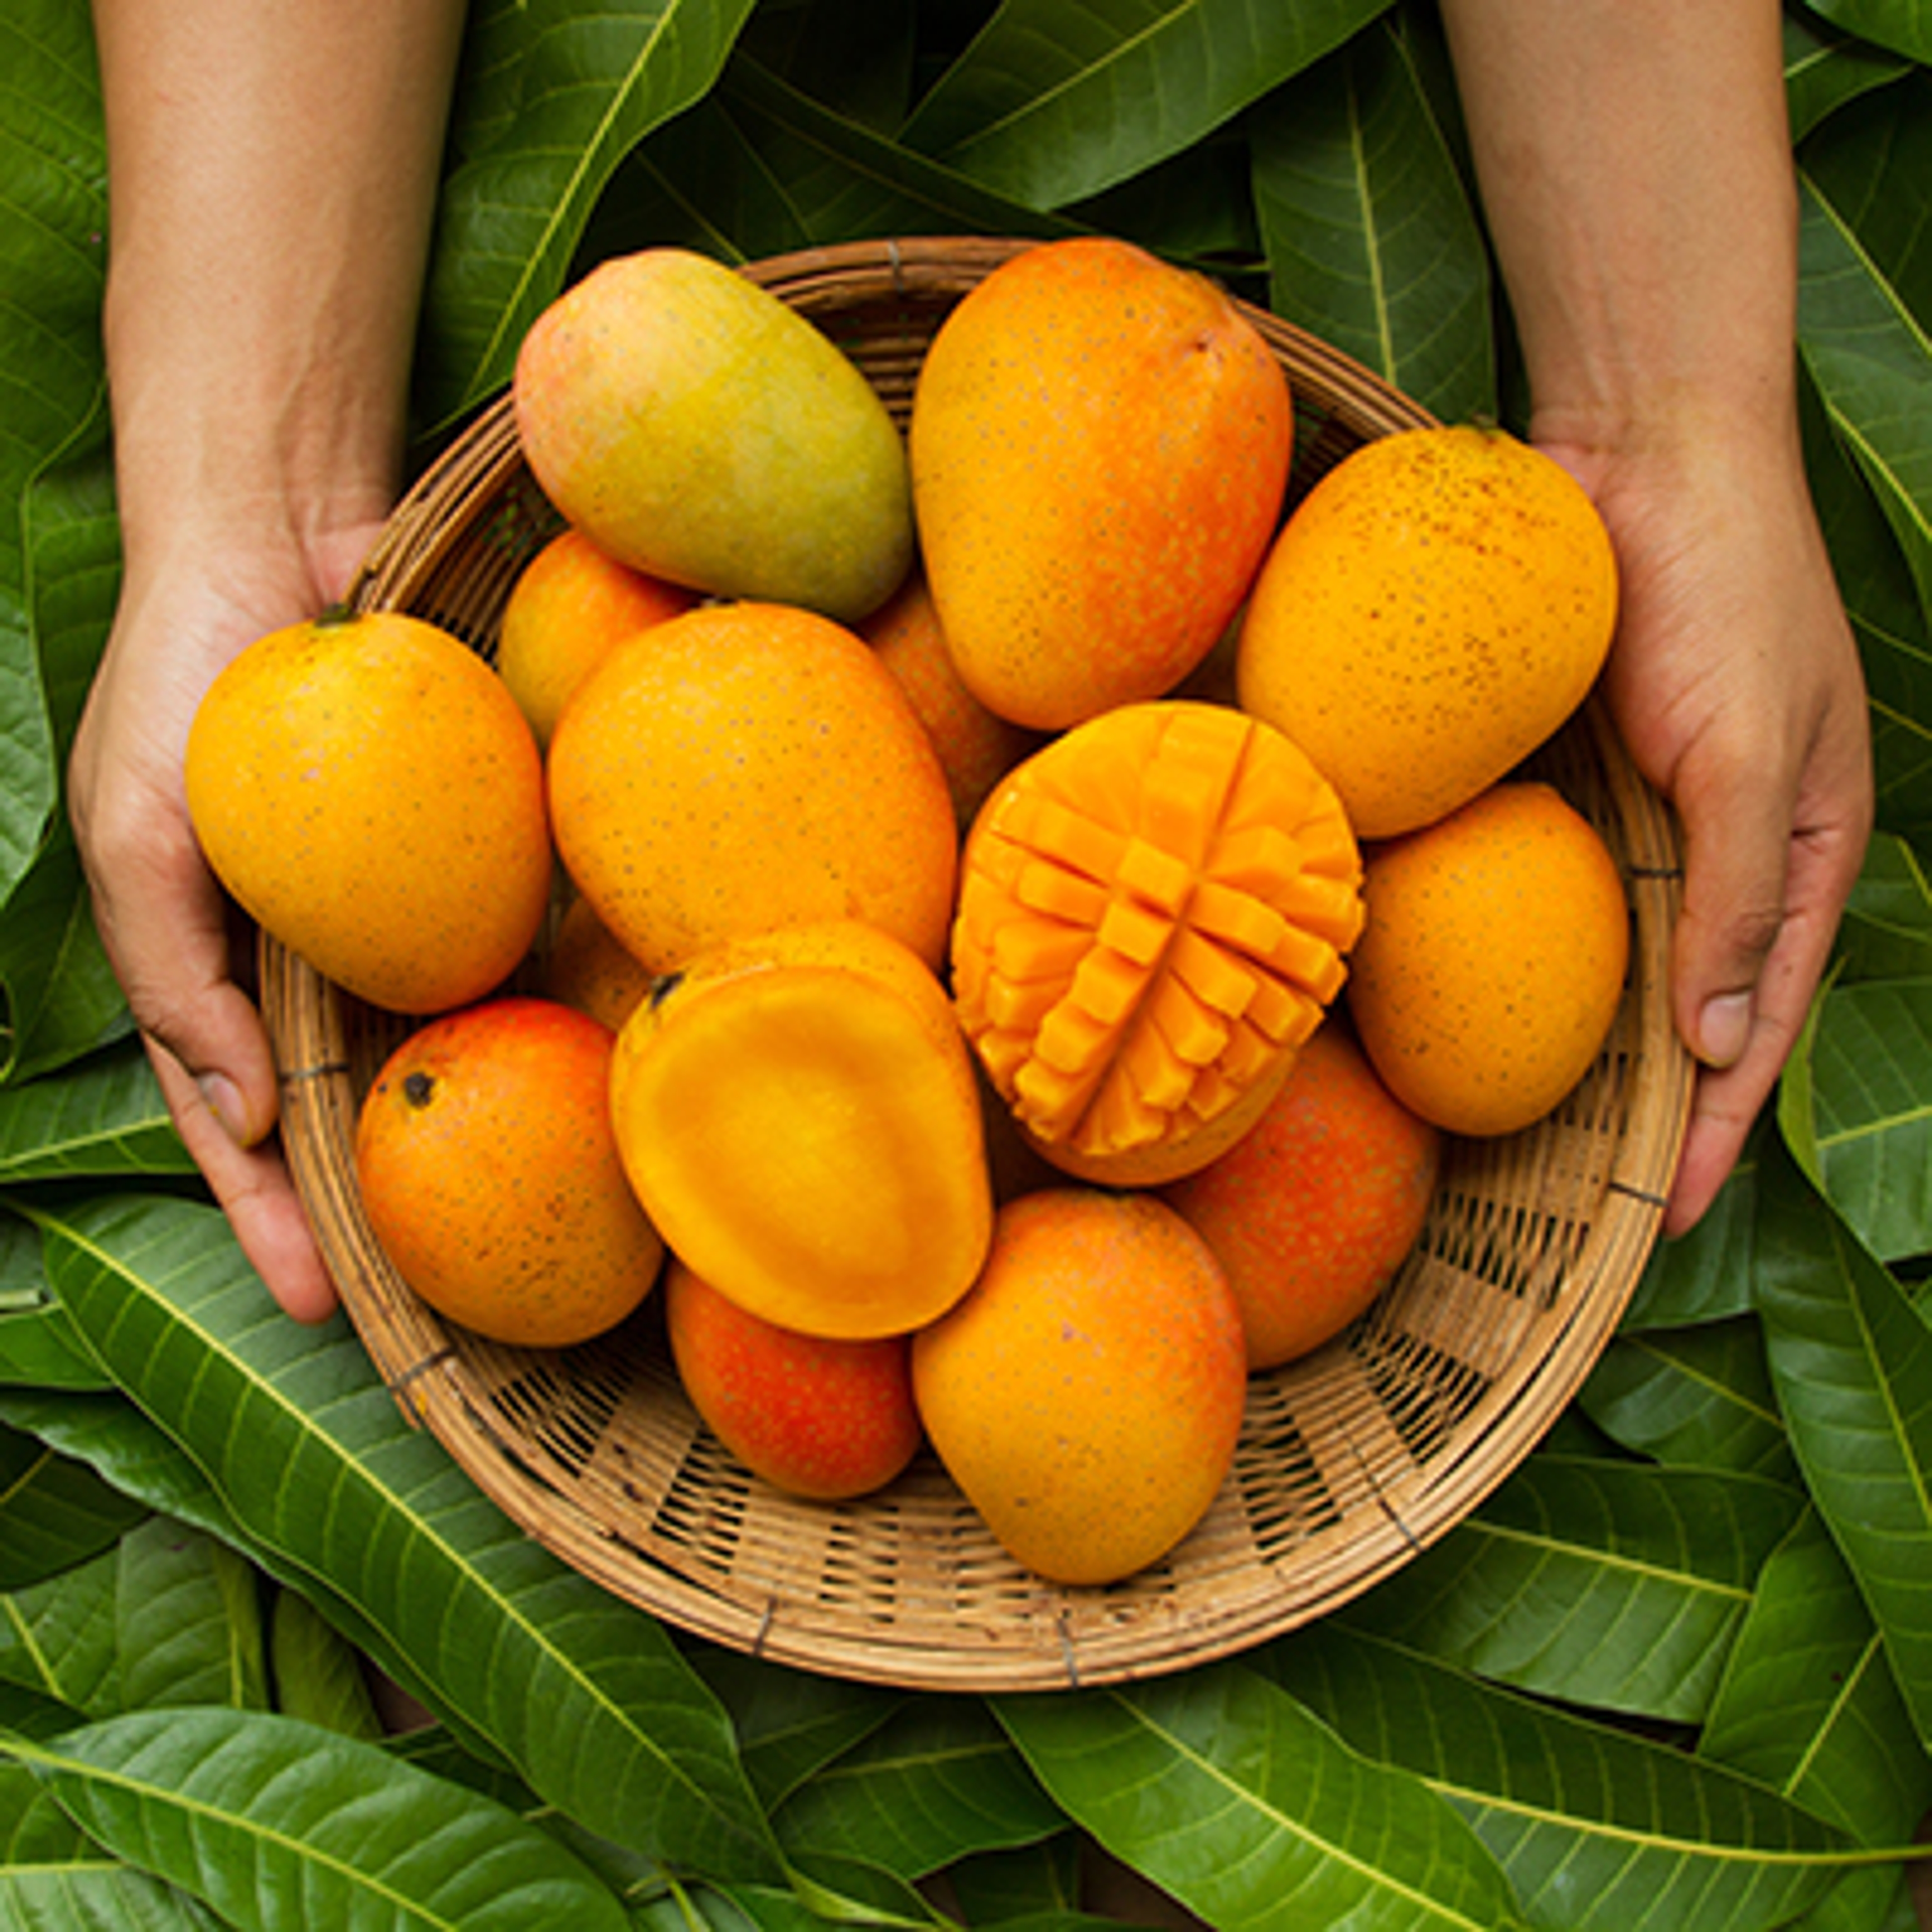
[262,238,1692,1692]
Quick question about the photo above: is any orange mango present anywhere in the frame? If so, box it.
[951,700,1364,1187]
[910,237,1293,730]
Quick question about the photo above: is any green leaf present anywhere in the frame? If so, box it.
[0,1208,113,1392]
[1754,1137,1932,1748]
[11,1707,633,1932]
[417,0,765,425]
[1796,343,1932,841]
[995,1662,1527,1931]
[684,1648,902,1813]
[22,1191,786,1885]
[1579,1317,1799,1483]
[1808,977,1932,1258]
[1260,1622,1852,1931]
[0,3,108,908]
[0,1420,148,1591]
[1805,0,1932,67]
[114,1519,269,1716]
[899,0,1391,211]
[268,1587,385,1742]
[1838,833,1932,981]
[1620,1127,1767,1331]
[1701,1505,1932,1849]
[1785,9,1915,139]
[773,1696,1061,1884]
[1335,1454,1806,1723]
[0,1041,193,1184]
[0,1546,121,1720]
[1797,135,1932,634]
[1250,13,1493,423]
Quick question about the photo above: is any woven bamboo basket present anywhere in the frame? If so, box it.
[262,236,1694,1693]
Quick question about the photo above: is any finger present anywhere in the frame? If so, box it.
[86,799,284,1152]
[1664,748,1871,1234]
[147,1039,339,1323]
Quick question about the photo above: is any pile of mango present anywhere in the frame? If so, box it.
[184,238,1628,1587]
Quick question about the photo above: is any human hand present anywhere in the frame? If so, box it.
[1544,427,1874,1235]
[68,528,382,1322]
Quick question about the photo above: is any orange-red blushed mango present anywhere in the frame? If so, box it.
[910,237,1293,730]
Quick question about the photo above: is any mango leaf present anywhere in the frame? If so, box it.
[268,1587,385,1743]
[0,2,107,908]
[0,1208,111,1392]
[1797,360,1932,851]
[1336,1453,1806,1723]
[683,1648,903,1813]
[711,52,1081,248]
[114,1519,268,1716]
[995,1661,1528,1931]
[0,1379,489,1763]
[772,1695,1061,1884]
[1797,136,1932,635]
[1838,833,1932,980]
[944,1833,1087,1923]
[20,1191,786,1885]
[1250,12,1494,424]
[1785,9,1916,139]
[0,1816,222,1932]
[899,0,1391,211]
[0,1041,192,1184]
[418,0,764,426]
[0,1419,148,1591]
[1807,977,1932,1258]
[1620,1126,1767,1331]
[1579,1317,1797,1482]
[1806,0,1932,66]
[1701,1505,1932,1850]
[10,1707,633,1932]
[1260,1622,1853,1932]
[1753,1136,1932,1748]
[0,1546,121,1720]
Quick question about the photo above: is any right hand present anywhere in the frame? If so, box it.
[68,528,382,1323]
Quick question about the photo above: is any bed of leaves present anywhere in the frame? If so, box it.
[4,1,1932,1925]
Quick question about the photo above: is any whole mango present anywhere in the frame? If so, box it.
[184,608,551,1016]
[909,236,1294,730]
[514,248,914,623]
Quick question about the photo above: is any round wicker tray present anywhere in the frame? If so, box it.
[262,236,1694,1694]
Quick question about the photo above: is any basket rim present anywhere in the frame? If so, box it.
[267,234,1694,1694]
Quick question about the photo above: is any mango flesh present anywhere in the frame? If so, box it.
[514,248,915,624]
[609,920,994,1341]
[909,236,1294,730]
[950,700,1365,1187]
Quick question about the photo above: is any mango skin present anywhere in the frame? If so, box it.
[514,248,915,624]
[909,237,1294,731]
[183,609,551,1017]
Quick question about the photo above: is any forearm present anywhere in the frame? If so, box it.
[1439,0,1798,456]
[93,0,467,591]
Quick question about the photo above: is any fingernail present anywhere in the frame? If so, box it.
[1698,992,1753,1069]
[197,1073,249,1145]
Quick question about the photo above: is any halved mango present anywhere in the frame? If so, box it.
[609,920,994,1339]
[951,700,1365,1186]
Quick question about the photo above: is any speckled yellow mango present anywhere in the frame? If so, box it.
[1236,425,1618,839]
[950,699,1364,1187]
[1346,781,1629,1137]
[546,600,959,975]
[610,920,993,1341]
[909,237,1294,731]
[184,608,551,1016]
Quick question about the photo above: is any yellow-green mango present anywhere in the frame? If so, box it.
[514,249,914,623]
